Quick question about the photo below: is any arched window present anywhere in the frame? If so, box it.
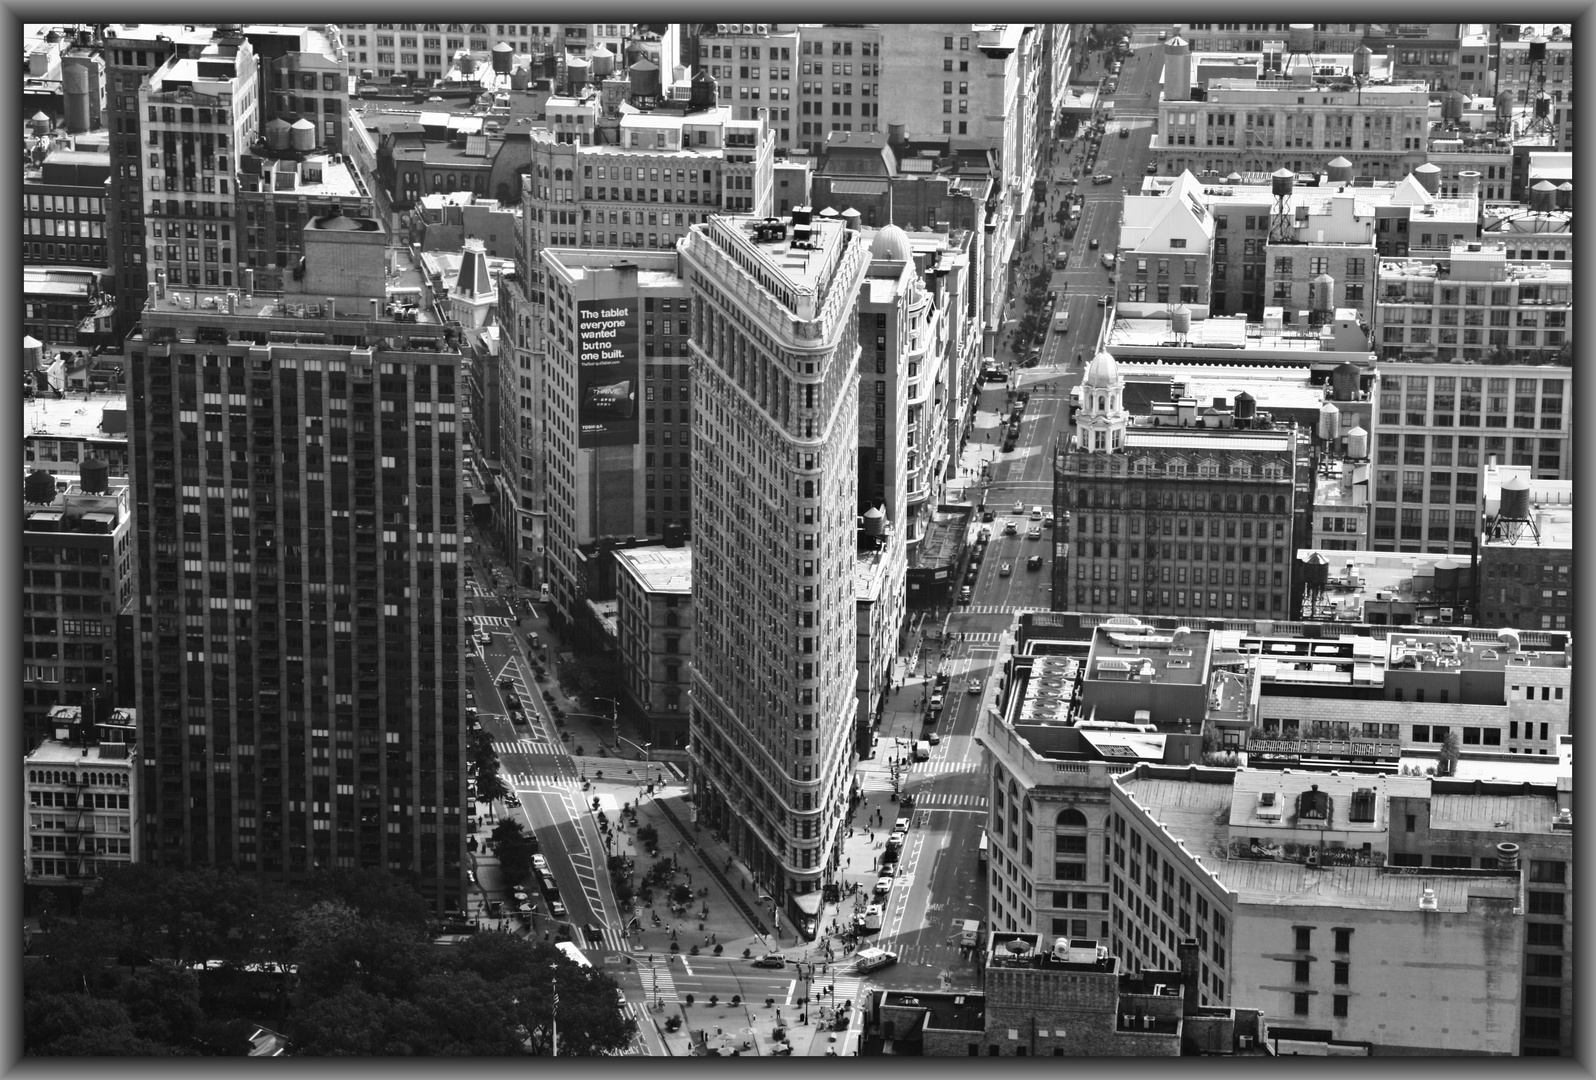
[1056,807,1087,828]
[1241,494,1253,513]
[1097,395,1106,411]
[1275,495,1287,513]
[1210,493,1223,511]
[664,610,680,628]
[1225,494,1237,512]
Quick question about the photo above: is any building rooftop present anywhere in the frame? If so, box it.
[104,23,216,46]
[1188,47,1397,87]
[1482,464,1572,550]
[986,931,1120,973]
[1122,429,1291,453]
[614,543,692,594]
[1228,769,1428,835]
[1379,250,1571,285]
[706,211,855,301]
[23,267,102,299]
[1086,624,1211,687]
[1117,775,1235,857]
[1120,771,1523,910]
[144,281,441,324]
[23,393,128,443]
[1428,792,1561,836]
[1118,364,1329,415]
[855,534,894,602]
[1294,548,1467,623]
[26,739,136,766]
[1104,313,1372,356]
[540,247,685,290]
[1311,463,1367,511]
[877,990,985,1033]
[1215,860,1519,911]
[243,152,366,199]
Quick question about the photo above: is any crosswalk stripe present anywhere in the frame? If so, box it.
[914,795,989,809]
[639,961,680,1004]
[506,773,575,787]
[473,615,515,627]
[493,739,562,756]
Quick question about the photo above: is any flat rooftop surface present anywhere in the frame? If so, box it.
[1428,793,1560,835]
[1215,860,1518,911]
[614,544,692,593]
[24,394,128,442]
[1117,775,1234,857]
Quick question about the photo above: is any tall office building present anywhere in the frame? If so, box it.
[536,248,693,636]
[1054,352,1308,619]
[102,23,218,333]
[500,87,771,592]
[128,214,466,913]
[680,209,869,937]
[22,467,136,752]
[138,31,258,294]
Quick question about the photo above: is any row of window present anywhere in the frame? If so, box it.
[1081,586,1285,611]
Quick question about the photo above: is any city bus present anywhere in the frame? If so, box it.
[554,941,592,968]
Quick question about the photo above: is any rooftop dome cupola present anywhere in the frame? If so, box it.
[869,223,911,261]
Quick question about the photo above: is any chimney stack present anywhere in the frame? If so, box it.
[1177,939,1201,1015]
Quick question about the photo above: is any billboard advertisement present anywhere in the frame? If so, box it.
[577,299,639,448]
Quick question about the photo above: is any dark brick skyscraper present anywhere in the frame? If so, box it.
[128,214,467,912]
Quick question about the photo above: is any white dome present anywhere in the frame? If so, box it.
[869,223,911,261]
[1082,350,1121,388]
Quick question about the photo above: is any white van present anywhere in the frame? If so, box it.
[1053,309,1070,332]
[854,947,898,974]
[958,920,984,948]
[913,740,931,762]
[1029,506,1044,521]
[863,904,883,931]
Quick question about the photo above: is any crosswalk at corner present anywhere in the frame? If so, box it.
[473,614,515,627]
[638,959,680,1004]
[911,793,988,810]
[493,739,564,758]
[960,605,1053,617]
[504,770,576,789]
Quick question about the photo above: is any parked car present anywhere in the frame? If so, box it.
[1101,252,1116,269]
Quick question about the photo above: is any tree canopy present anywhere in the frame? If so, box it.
[25,864,634,1056]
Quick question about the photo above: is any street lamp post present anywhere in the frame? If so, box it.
[614,736,657,790]
[758,893,781,945]
[594,695,619,747]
